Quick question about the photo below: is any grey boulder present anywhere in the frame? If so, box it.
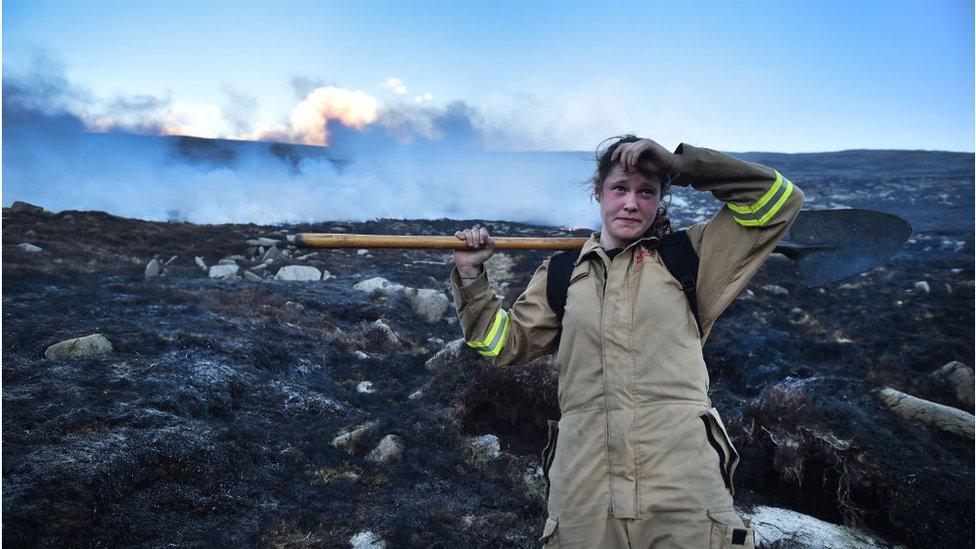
[45,334,113,360]
[366,434,405,464]
[405,288,450,323]
[274,265,322,281]
[16,243,43,253]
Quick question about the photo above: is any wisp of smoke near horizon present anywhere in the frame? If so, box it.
[2,66,606,230]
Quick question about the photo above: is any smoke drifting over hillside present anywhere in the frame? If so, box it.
[3,64,600,228]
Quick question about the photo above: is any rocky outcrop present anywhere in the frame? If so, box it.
[877,387,974,439]
[16,243,43,253]
[208,264,239,278]
[365,320,401,352]
[261,246,286,263]
[145,259,161,278]
[10,201,45,214]
[466,434,501,463]
[366,434,404,464]
[761,284,790,297]
[929,361,975,408]
[348,530,386,549]
[425,338,466,371]
[332,421,379,454]
[274,265,322,281]
[353,277,404,296]
[44,334,113,360]
[405,288,450,323]
[742,505,885,548]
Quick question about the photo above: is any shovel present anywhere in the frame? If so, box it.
[296,208,912,288]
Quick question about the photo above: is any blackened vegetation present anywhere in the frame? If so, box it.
[3,153,974,548]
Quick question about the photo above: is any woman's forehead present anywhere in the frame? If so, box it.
[603,165,662,187]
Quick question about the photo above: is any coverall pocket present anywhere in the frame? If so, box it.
[700,407,741,496]
[707,508,754,548]
[539,517,559,547]
[540,419,559,499]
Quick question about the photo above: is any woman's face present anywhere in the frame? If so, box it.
[598,163,662,249]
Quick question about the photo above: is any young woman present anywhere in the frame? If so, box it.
[451,136,803,548]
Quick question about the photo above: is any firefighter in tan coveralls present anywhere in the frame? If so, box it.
[451,136,803,548]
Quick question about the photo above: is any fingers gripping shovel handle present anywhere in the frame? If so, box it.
[296,233,588,251]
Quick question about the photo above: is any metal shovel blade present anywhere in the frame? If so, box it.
[775,209,913,287]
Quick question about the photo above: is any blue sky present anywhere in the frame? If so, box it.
[3,0,974,152]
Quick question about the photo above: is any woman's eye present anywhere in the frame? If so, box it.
[613,186,626,193]
[640,189,657,197]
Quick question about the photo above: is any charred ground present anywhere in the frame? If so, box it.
[3,151,974,547]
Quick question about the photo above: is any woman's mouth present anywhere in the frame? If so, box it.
[617,218,641,224]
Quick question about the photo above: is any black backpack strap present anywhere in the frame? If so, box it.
[546,249,581,324]
[655,230,703,336]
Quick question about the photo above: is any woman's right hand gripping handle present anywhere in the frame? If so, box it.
[453,224,495,284]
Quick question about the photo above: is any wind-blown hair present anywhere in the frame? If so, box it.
[588,134,674,239]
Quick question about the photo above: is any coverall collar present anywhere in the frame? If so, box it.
[575,231,662,267]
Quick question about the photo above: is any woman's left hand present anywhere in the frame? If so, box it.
[611,138,682,176]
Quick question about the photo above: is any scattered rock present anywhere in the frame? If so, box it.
[929,361,975,409]
[404,288,450,323]
[208,264,240,278]
[348,530,386,549]
[367,320,402,350]
[261,245,286,263]
[761,284,790,297]
[742,505,885,548]
[284,301,305,311]
[194,256,208,271]
[877,387,974,439]
[224,254,246,262]
[44,334,113,360]
[914,280,931,293]
[247,237,279,247]
[353,350,369,360]
[164,255,178,265]
[10,201,45,214]
[357,381,375,394]
[218,259,238,266]
[321,269,333,282]
[285,234,297,243]
[425,339,466,371]
[274,265,322,281]
[16,243,42,253]
[252,261,272,272]
[357,249,369,255]
[332,421,379,454]
[144,259,162,278]
[243,271,263,282]
[366,434,405,464]
[353,277,404,296]
[467,434,501,462]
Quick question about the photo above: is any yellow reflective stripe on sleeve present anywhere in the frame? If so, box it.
[726,172,794,227]
[466,309,510,357]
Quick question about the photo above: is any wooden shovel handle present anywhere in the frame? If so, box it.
[296,233,588,250]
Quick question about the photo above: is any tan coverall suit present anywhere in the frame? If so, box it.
[450,144,804,548]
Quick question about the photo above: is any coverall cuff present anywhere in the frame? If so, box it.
[669,142,700,187]
[451,265,490,302]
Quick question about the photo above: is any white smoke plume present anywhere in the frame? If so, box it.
[3,61,604,230]
[240,86,380,146]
